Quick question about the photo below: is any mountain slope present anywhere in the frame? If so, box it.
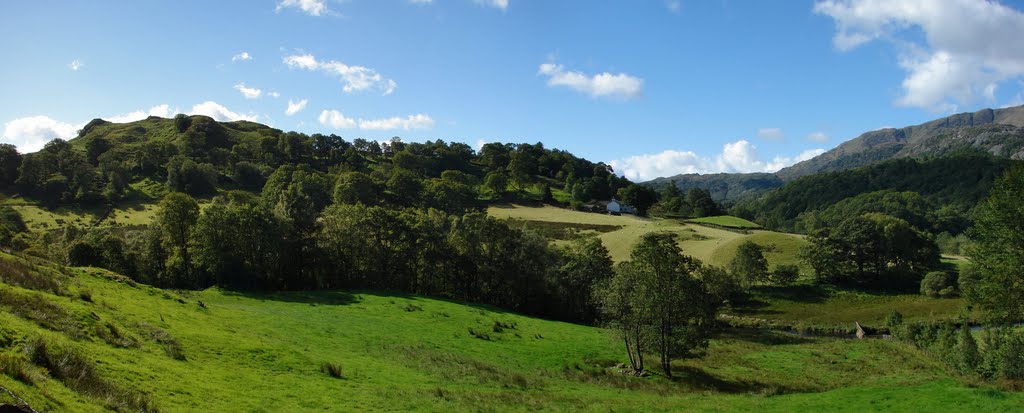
[776,105,1024,180]
[646,172,783,203]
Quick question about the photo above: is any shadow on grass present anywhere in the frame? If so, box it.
[713,329,817,345]
[671,365,813,394]
[751,284,831,304]
[222,289,361,306]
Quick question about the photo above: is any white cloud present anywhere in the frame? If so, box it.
[276,0,329,16]
[284,53,397,95]
[234,83,263,99]
[1,116,80,152]
[189,101,258,122]
[285,99,308,116]
[231,52,252,62]
[410,0,434,4]
[476,0,508,10]
[359,114,435,131]
[666,0,681,13]
[538,61,643,100]
[68,59,83,71]
[319,110,434,131]
[474,139,488,152]
[107,104,175,123]
[319,110,357,129]
[756,127,784,141]
[814,0,1024,112]
[268,91,281,98]
[807,131,830,142]
[610,140,826,181]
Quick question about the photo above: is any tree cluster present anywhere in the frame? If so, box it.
[801,213,940,285]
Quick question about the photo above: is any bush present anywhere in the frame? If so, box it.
[770,264,800,285]
[920,271,958,298]
[320,362,344,379]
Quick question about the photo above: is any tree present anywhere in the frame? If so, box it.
[506,150,537,193]
[484,171,509,200]
[166,155,217,195]
[686,188,720,218]
[154,192,200,287]
[386,168,423,207]
[174,113,191,132]
[920,271,957,298]
[422,178,477,215]
[0,143,22,188]
[596,261,647,373]
[801,213,938,284]
[262,164,331,229]
[964,165,1024,321]
[598,232,717,377]
[191,202,285,289]
[85,137,110,165]
[617,184,658,216]
[729,240,769,287]
[555,237,613,323]
[333,171,380,205]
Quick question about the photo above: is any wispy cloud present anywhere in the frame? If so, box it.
[284,53,397,95]
[756,128,784,141]
[275,0,329,16]
[806,131,829,142]
[68,59,84,71]
[285,99,308,116]
[231,52,252,62]
[234,83,263,99]
[538,61,643,100]
[475,0,508,11]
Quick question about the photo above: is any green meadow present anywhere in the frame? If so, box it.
[1,251,1020,412]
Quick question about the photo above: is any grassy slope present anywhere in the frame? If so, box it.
[1,252,1021,412]
[488,205,965,329]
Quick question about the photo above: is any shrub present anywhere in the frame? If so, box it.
[320,362,344,379]
[23,336,156,411]
[957,321,980,374]
[770,264,800,285]
[920,271,958,298]
[0,352,40,384]
[468,328,491,341]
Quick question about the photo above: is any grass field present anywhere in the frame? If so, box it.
[687,215,762,229]
[487,205,965,332]
[1,252,1020,412]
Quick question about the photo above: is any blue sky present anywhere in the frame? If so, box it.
[2,0,1024,181]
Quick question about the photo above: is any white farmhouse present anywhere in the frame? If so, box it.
[606,198,636,215]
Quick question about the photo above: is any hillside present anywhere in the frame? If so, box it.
[648,106,1024,203]
[776,105,1024,181]
[1,251,1019,412]
[646,173,783,203]
[735,151,1018,232]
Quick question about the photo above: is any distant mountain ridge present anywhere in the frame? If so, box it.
[775,105,1024,181]
[649,105,1024,201]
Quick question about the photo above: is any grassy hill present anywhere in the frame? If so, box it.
[1,251,1022,412]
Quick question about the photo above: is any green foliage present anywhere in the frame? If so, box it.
[153,192,200,287]
[742,153,1016,232]
[0,143,23,188]
[728,240,769,287]
[165,155,217,195]
[802,213,939,284]
[770,264,800,286]
[964,165,1024,321]
[596,232,718,377]
[333,171,380,205]
[616,184,658,216]
[920,271,958,298]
